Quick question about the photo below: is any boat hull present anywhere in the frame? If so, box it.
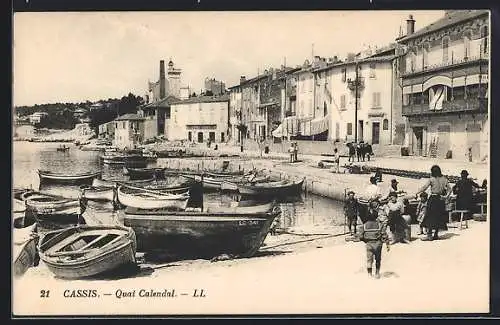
[13,224,39,277]
[117,187,190,210]
[238,179,304,197]
[38,170,101,186]
[38,225,137,279]
[82,186,115,201]
[126,167,166,180]
[123,209,278,258]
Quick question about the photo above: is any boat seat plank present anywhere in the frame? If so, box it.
[75,234,109,251]
[46,248,100,258]
[98,235,126,250]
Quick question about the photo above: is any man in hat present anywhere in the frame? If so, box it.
[344,190,359,235]
[452,169,481,219]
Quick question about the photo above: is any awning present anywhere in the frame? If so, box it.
[301,114,330,136]
[272,124,283,137]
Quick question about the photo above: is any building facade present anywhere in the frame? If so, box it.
[98,121,116,140]
[204,78,226,95]
[169,95,229,143]
[113,113,145,150]
[228,83,242,144]
[397,10,489,160]
[138,95,179,141]
[147,59,183,104]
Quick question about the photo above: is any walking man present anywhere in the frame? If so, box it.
[359,199,390,279]
[333,148,341,173]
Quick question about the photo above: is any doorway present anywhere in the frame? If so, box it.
[358,120,364,141]
[372,122,380,145]
[188,131,192,142]
[437,124,451,158]
[209,132,216,142]
[413,127,424,156]
[197,132,204,143]
[466,123,481,161]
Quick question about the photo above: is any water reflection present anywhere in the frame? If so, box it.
[13,141,346,231]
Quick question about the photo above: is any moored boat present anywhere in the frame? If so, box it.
[13,223,39,277]
[37,169,101,186]
[205,200,277,214]
[117,186,190,210]
[122,207,280,257]
[237,178,305,197]
[24,192,83,228]
[124,167,166,180]
[38,225,137,279]
[81,185,116,202]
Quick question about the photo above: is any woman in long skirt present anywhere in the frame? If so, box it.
[415,165,452,241]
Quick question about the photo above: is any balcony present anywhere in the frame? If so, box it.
[402,97,487,116]
[401,53,489,78]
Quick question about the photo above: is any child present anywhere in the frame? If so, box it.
[385,191,406,244]
[416,192,428,235]
[359,199,390,279]
[344,191,359,235]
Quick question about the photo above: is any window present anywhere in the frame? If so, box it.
[403,94,410,106]
[480,25,488,54]
[442,37,450,63]
[340,95,346,108]
[423,43,430,68]
[123,122,126,128]
[383,119,389,130]
[410,50,417,72]
[221,132,225,142]
[372,92,381,108]
[463,30,472,59]
[369,63,376,78]
[347,123,352,135]
[341,68,347,82]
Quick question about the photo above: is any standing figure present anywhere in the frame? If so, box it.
[360,176,381,223]
[344,191,359,235]
[293,142,298,162]
[366,142,373,161]
[356,142,362,162]
[359,199,390,279]
[415,165,452,241]
[333,148,340,173]
[347,142,356,162]
[288,143,295,163]
[384,191,407,244]
[452,169,481,219]
[416,192,429,235]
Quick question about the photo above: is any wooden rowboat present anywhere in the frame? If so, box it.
[81,186,116,202]
[237,178,305,197]
[123,167,166,180]
[38,225,136,279]
[13,223,39,277]
[205,200,277,214]
[117,186,190,210]
[92,177,155,188]
[23,192,82,228]
[37,169,101,186]
[123,207,280,257]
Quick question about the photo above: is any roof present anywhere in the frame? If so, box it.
[313,54,396,73]
[114,113,145,121]
[171,94,230,105]
[143,95,180,108]
[397,10,489,43]
[237,67,299,87]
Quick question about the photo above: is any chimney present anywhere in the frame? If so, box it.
[240,76,246,84]
[406,14,415,36]
[159,60,166,99]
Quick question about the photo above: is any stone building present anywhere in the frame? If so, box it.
[397,10,489,160]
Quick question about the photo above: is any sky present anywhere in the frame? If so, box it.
[13,10,446,107]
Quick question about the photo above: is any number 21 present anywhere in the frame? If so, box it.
[40,290,50,298]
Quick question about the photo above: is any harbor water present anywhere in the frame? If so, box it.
[13,141,347,233]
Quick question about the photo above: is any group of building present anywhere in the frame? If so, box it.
[98,10,489,161]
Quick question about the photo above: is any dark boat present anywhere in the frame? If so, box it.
[124,167,166,180]
[13,223,39,277]
[56,145,70,152]
[38,225,137,279]
[237,178,305,197]
[122,207,280,258]
[22,191,83,229]
[37,169,101,186]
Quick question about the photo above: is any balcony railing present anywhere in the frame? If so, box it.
[401,53,489,77]
[402,97,487,116]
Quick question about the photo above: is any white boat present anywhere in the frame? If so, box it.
[117,186,190,210]
[81,186,116,202]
